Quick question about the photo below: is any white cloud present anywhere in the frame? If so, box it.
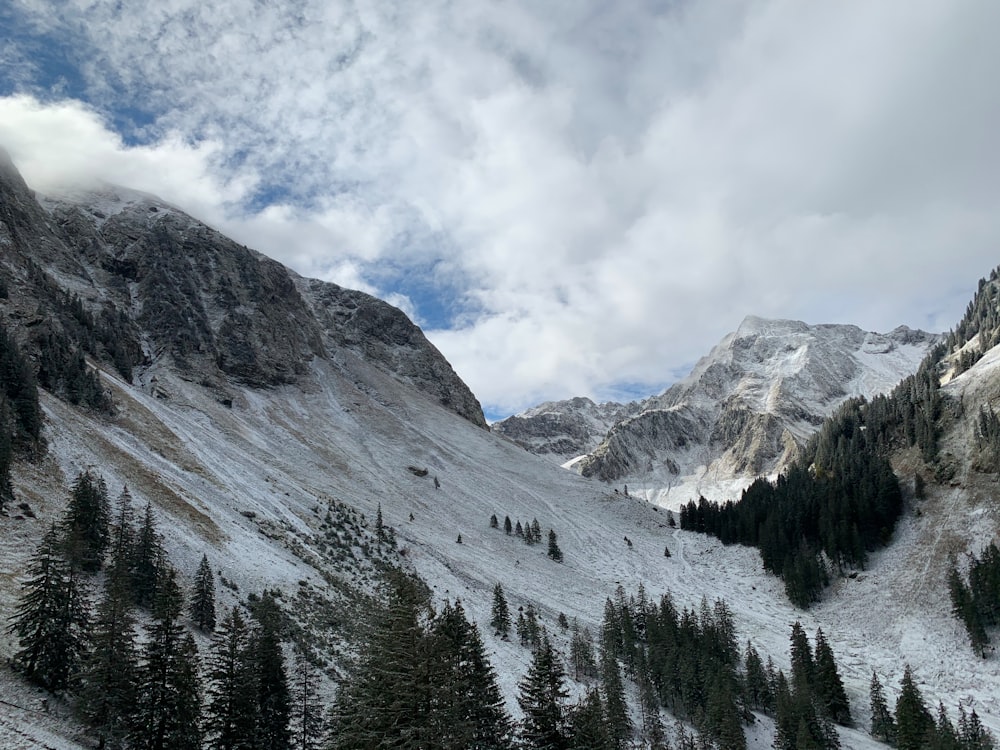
[2,0,1000,417]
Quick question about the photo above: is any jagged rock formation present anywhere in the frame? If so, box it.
[491,396,633,462]
[502,316,939,498]
[0,149,485,426]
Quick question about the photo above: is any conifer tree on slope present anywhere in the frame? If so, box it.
[567,689,611,750]
[130,568,202,750]
[490,582,511,639]
[430,600,513,749]
[132,502,166,608]
[894,665,934,750]
[813,628,851,726]
[547,529,564,562]
[8,523,91,692]
[249,590,291,750]
[518,635,570,750]
[869,671,896,744]
[191,553,217,632]
[205,606,257,750]
[290,651,324,750]
[62,470,111,572]
[80,547,138,745]
[600,649,631,750]
[329,571,433,749]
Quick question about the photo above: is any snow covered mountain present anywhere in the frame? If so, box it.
[0,151,998,750]
[499,317,939,506]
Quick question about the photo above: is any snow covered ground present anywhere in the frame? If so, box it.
[1,343,998,749]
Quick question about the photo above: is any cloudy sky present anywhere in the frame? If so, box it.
[1,1,998,420]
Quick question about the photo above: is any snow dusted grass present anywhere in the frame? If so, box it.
[1,349,998,748]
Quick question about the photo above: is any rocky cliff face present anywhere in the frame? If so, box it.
[502,316,939,498]
[491,396,633,462]
[0,150,486,426]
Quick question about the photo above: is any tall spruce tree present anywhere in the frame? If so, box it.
[813,629,851,726]
[249,590,291,750]
[190,553,217,632]
[205,606,258,750]
[430,600,513,749]
[567,689,611,750]
[289,651,324,750]
[8,523,91,692]
[62,470,111,572]
[547,529,564,562]
[79,552,138,745]
[329,571,434,749]
[518,635,570,750]
[600,650,631,750]
[132,502,165,608]
[130,568,203,750]
[895,665,934,750]
[490,582,512,639]
[869,671,896,743]
[959,706,996,750]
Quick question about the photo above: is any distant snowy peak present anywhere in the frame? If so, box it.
[491,396,634,462]
[580,317,940,488]
[495,316,938,497]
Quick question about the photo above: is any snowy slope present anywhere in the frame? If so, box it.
[2,339,998,749]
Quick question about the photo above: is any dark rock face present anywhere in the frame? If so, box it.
[304,280,486,427]
[0,151,485,425]
[492,396,633,461]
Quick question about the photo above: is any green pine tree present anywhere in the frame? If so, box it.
[869,671,896,743]
[249,590,291,750]
[518,635,570,750]
[490,582,512,639]
[813,628,851,725]
[8,524,91,692]
[567,688,611,750]
[190,553,217,632]
[62,470,111,572]
[130,568,203,750]
[600,650,631,750]
[205,606,257,750]
[289,651,324,750]
[547,529,564,562]
[895,665,934,750]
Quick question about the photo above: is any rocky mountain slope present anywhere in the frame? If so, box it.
[0,152,997,749]
[499,317,939,505]
[0,147,485,428]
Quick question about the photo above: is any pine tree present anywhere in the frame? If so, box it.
[205,606,257,750]
[190,553,217,632]
[329,571,434,749]
[79,553,138,745]
[567,689,611,750]
[516,520,524,537]
[62,470,111,572]
[869,671,896,743]
[547,529,564,562]
[959,706,996,750]
[375,503,385,541]
[895,665,934,750]
[789,621,814,696]
[531,519,542,544]
[8,524,91,692]
[289,651,324,750]
[570,623,598,681]
[490,513,499,529]
[931,702,960,750]
[504,516,512,535]
[249,591,291,750]
[132,502,165,608]
[108,486,135,577]
[600,651,631,750]
[430,600,513,749]
[491,583,512,639]
[813,628,851,725]
[130,568,203,750]
[518,635,570,750]
[744,642,771,712]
